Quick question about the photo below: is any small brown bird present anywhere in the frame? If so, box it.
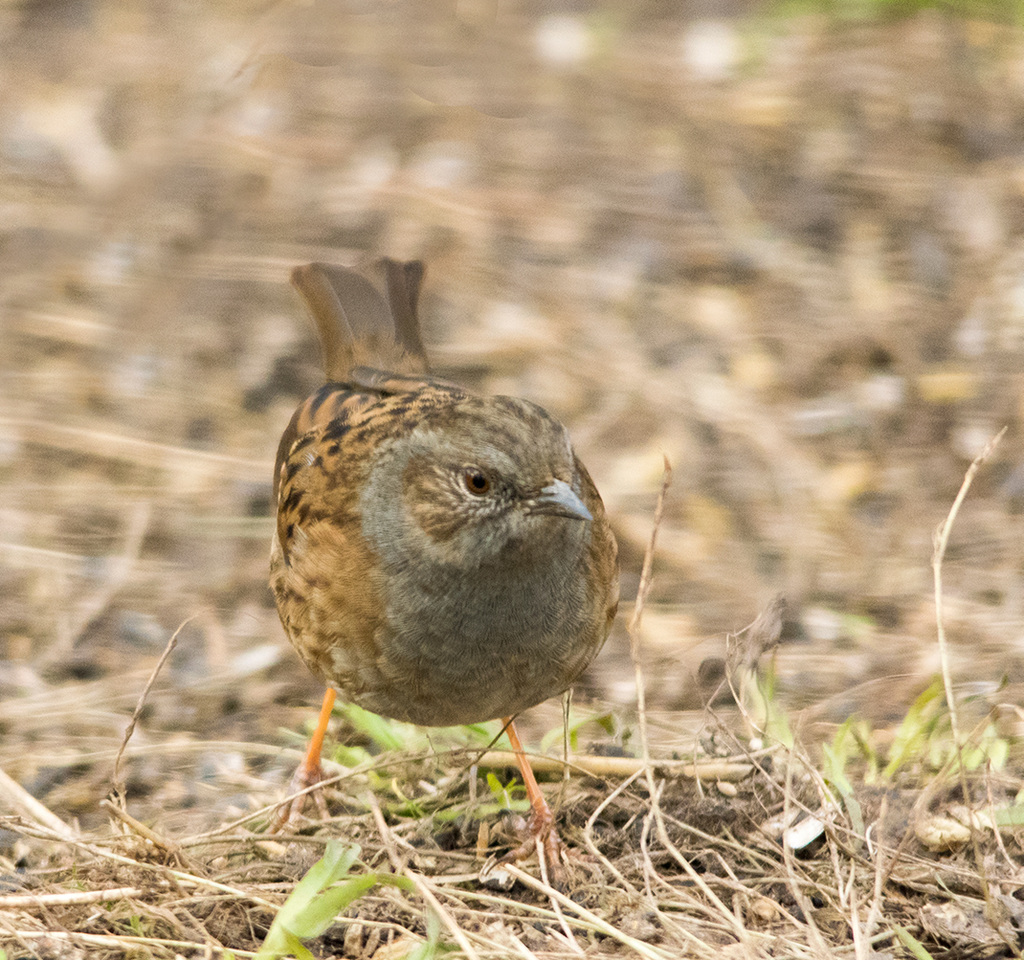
[271,257,619,871]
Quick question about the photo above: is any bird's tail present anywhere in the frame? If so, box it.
[290,258,429,380]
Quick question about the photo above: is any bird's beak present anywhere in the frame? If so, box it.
[532,479,592,521]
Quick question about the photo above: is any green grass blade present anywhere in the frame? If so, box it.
[256,841,380,960]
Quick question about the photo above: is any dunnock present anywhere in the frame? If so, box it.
[271,257,619,871]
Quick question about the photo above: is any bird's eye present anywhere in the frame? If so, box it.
[462,468,491,495]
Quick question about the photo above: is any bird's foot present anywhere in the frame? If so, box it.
[271,758,331,832]
[479,801,569,889]
[502,802,567,883]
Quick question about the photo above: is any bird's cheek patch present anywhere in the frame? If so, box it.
[402,460,464,544]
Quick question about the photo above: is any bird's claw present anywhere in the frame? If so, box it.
[271,761,330,832]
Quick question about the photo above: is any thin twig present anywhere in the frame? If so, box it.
[4,823,280,912]
[582,769,645,894]
[368,791,486,959]
[625,461,677,926]
[627,456,672,790]
[503,864,673,960]
[366,791,406,872]
[932,426,1005,757]
[651,798,752,947]
[99,798,181,857]
[0,415,267,474]
[475,750,751,780]
[931,426,1005,909]
[0,768,77,840]
[779,755,834,960]
[534,834,584,956]
[0,887,142,908]
[112,613,199,804]
[2,930,257,958]
[403,870,483,960]
[849,884,868,960]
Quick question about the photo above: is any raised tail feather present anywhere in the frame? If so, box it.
[275,258,434,503]
[290,258,429,380]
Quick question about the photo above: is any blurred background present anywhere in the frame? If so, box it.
[4,0,1024,826]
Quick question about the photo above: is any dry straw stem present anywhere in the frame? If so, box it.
[617,460,753,960]
[626,461,760,954]
[112,611,198,802]
[1,930,257,958]
[779,764,835,960]
[368,788,488,960]
[618,459,759,957]
[627,455,672,784]
[0,768,78,840]
[931,425,1006,758]
[403,870,484,960]
[583,768,647,893]
[475,750,751,781]
[0,886,142,909]
[504,864,674,960]
[0,415,268,476]
[927,424,1007,920]
[27,826,281,911]
[100,798,181,858]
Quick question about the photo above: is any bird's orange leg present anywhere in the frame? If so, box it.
[273,688,336,830]
[500,716,565,878]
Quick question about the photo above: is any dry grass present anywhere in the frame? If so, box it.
[3,701,1023,958]
[4,451,1024,959]
[6,2,1024,957]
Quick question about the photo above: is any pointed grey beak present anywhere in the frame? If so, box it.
[532,479,592,521]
